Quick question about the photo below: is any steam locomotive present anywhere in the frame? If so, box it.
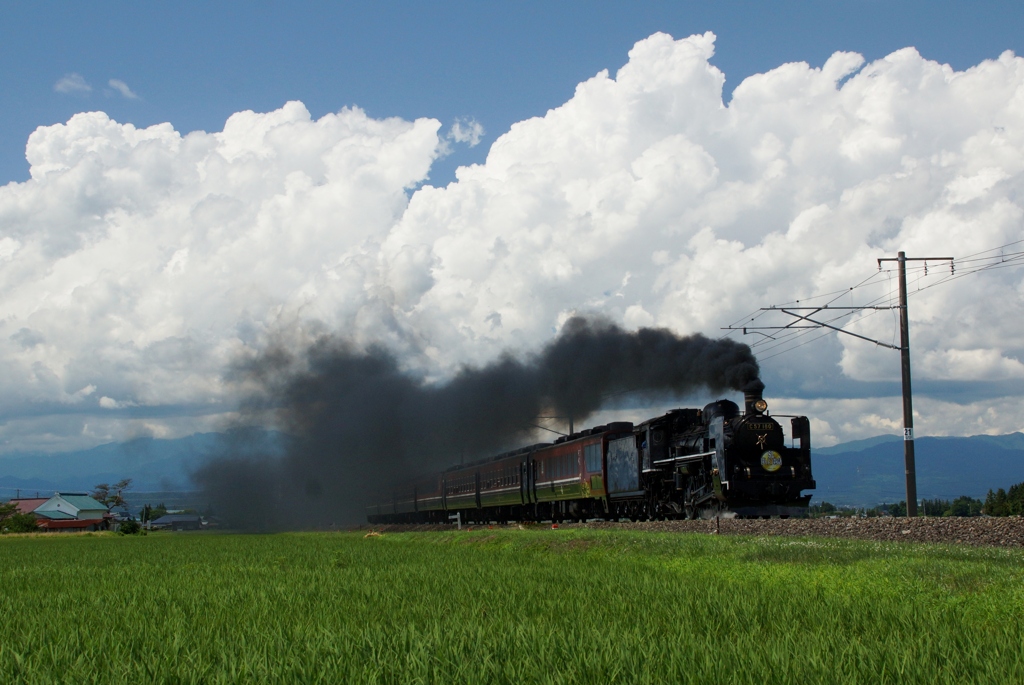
[366,387,814,523]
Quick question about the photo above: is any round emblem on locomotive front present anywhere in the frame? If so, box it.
[760,450,782,472]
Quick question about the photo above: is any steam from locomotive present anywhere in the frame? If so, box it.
[194,317,768,529]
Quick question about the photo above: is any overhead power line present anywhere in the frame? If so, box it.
[723,235,1024,518]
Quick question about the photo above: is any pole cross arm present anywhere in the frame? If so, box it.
[878,257,953,263]
[879,256,954,275]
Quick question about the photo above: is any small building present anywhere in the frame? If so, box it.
[34,493,109,521]
[150,514,204,531]
[32,493,111,532]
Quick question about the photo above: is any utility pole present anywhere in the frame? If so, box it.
[725,250,954,519]
[877,252,953,518]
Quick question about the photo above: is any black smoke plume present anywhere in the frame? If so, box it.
[192,317,762,529]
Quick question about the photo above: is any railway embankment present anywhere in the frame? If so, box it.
[361,515,1024,547]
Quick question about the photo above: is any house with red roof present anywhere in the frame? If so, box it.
[9,498,48,515]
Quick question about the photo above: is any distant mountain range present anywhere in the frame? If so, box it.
[812,433,1024,505]
[0,431,282,497]
[1,430,1022,506]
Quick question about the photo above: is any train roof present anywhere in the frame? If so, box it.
[442,442,552,472]
[442,421,635,472]
[553,421,633,443]
[634,407,703,428]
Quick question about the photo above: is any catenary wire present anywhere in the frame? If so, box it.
[745,237,1024,361]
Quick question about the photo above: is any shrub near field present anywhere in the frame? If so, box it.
[1,530,1022,684]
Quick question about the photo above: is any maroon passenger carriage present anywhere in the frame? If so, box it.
[366,386,815,523]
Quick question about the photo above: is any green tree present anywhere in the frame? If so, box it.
[1,502,39,533]
[986,483,1024,516]
[920,498,949,516]
[984,488,1009,516]
[887,501,908,517]
[945,496,983,517]
[118,519,142,535]
[809,501,837,517]
[92,478,133,511]
[4,513,39,533]
[1007,482,1024,515]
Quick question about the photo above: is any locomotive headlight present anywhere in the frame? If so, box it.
[753,399,768,414]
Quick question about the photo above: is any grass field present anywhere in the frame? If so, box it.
[1,528,1022,684]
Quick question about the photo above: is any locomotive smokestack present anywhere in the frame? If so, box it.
[744,381,766,415]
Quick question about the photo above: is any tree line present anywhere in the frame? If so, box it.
[983,481,1024,516]
[809,496,984,518]
[812,481,1024,518]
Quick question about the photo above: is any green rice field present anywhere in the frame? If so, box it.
[1,528,1022,684]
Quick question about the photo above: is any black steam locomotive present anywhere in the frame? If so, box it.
[366,387,814,523]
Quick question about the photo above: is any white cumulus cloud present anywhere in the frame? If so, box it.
[54,73,91,94]
[108,79,139,99]
[3,32,1024,452]
[0,101,442,451]
[448,118,484,147]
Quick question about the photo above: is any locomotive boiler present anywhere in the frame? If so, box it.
[366,386,814,523]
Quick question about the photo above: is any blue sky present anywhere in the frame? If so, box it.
[1,1,1023,453]
[2,1,1021,186]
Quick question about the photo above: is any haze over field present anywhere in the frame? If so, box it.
[1,16,1023,457]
